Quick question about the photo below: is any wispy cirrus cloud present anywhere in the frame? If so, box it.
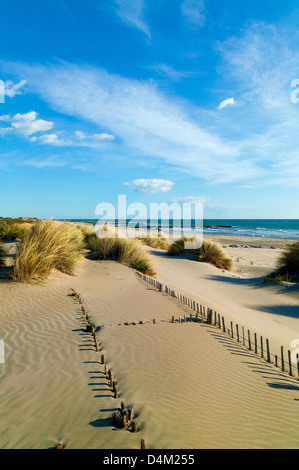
[216,21,299,184]
[98,0,151,40]
[147,64,193,81]
[2,61,254,184]
[3,20,299,187]
[124,178,174,193]
[181,0,206,30]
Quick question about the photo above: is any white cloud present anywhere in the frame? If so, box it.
[18,155,67,168]
[181,0,206,29]
[0,111,53,137]
[218,97,235,110]
[4,79,26,98]
[31,133,65,145]
[99,0,151,40]
[147,64,192,81]
[124,178,174,193]
[6,62,256,183]
[75,130,115,141]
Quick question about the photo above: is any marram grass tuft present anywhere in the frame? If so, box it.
[12,220,83,282]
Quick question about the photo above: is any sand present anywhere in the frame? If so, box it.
[0,234,299,449]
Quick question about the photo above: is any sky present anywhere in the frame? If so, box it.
[0,0,299,219]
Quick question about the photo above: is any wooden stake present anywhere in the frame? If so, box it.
[248,330,251,351]
[141,439,146,449]
[266,339,270,362]
[222,316,226,332]
[121,401,125,410]
[281,346,285,371]
[296,353,299,379]
[101,354,105,364]
[131,420,137,432]
[288,350,293,376]
[236,324,240,343]
[254,333,257,354]
[230,321,233,338]
[127,408,133,421]
[260,336,264,358]
[207,309,213,324]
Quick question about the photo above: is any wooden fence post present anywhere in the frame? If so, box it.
[236,324,240,343]
[248,330,252,351]
[266,339,270,362]
[207,309,213,324]
[260,336,264,358]
[281,346,285,371]
[254,333,257,354]
[288,350,293,376]
[230,321,233,338]
[222,316,226,333]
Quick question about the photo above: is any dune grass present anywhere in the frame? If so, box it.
[12,220,83,282]
[86,232,154,275]
[266,242,299,282]
[167,237,195,256]
[196,240,234,271]
[0,222,33,241]
[137,235,169,251]
[0,246,6,268]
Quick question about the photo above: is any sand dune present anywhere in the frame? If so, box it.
[1,250,299,449]
[145,239,299,360]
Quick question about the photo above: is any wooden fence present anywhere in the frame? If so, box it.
[136,272,299,380]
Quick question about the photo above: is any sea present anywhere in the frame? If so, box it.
[60,219,299,240]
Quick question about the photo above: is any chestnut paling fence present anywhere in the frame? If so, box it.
[136,271,299,380]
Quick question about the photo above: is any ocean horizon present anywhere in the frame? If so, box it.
[58,219,299,240]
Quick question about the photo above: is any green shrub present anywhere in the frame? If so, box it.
[196,240,234,271]
[12,220,83,282]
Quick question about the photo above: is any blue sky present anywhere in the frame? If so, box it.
[0,0,298,219]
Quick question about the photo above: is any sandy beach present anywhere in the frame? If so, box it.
[0,232,299,449]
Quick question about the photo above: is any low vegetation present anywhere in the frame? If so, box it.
[167,237,194,256]
[12,220,83,282]
[86,232,154,275]
[265,242,299,283]
[167,237,233,270]
[137,235,169,251]
[0,222,33,241]
[196,240,234,271]
[0,246,6,268]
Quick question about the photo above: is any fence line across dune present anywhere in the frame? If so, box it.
[135,271,299,381]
